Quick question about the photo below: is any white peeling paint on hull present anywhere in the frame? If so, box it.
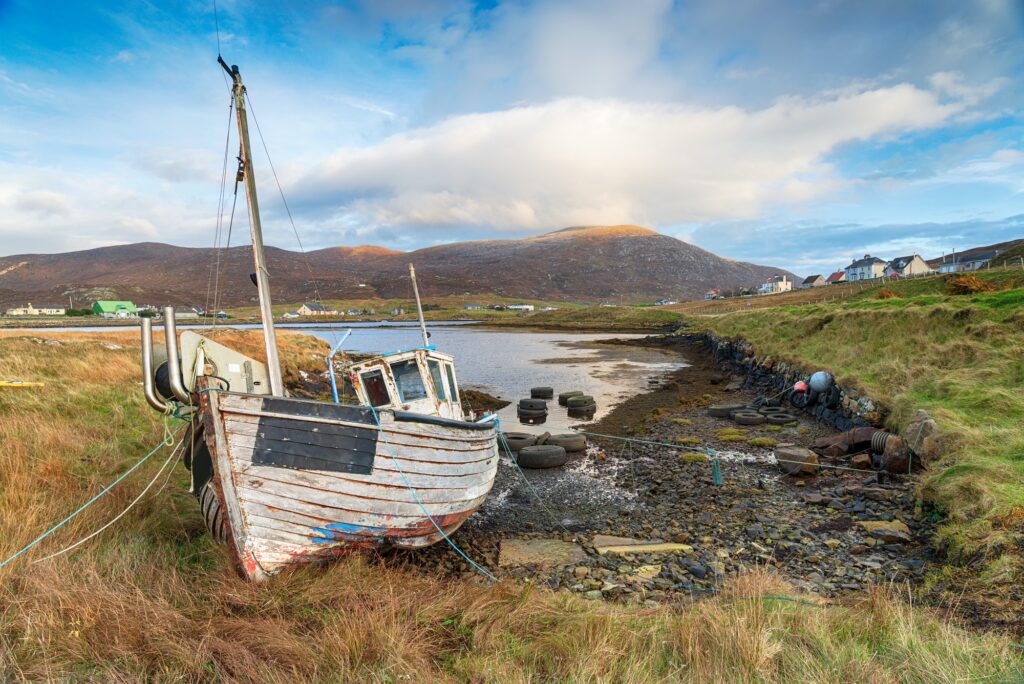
[200,389,499,580]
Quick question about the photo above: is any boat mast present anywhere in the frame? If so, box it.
[219,56,284,396]
[409,263,429,347]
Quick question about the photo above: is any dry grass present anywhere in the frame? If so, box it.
[0,330,1021,680]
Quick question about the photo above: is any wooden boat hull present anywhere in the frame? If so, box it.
[197,388,498,581]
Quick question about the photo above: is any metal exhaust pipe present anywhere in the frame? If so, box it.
[140,317,171,412]
[163,306,192,404]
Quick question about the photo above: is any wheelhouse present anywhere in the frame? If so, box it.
[343,348,463,420]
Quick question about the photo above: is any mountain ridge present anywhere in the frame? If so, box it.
[0,226,796,307]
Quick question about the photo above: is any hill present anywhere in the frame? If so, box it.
[0,226,795,308]
[925,238,1024,269]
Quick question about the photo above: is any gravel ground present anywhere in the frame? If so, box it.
[392,337,937,604]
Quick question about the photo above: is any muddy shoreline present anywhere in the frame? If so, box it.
[389,334,935,606]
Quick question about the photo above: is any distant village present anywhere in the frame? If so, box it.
[691,247,1005,303]
[2,299,555,319]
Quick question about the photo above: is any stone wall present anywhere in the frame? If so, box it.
[702,332,883,432]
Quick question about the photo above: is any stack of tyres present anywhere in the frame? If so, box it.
[558,390,583,406]
[530,386,554,399]
[518,398,548,424]
[566,394,596,419]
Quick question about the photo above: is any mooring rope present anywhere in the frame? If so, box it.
[494,421,575,538]
[32,436,186,564]
[0,424,186,571]
[366,405,497,581]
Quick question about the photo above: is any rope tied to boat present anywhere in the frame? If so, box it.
[365,404,498,582]
[0,424,187,571]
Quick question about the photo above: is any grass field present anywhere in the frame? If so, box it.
[688,268,1024,626]
[1,330,1020,680]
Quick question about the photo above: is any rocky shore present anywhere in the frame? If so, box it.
[395,335,936,604]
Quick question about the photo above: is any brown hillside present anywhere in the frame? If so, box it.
[0,226,796,307]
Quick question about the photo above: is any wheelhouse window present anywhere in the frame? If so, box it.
[390,360,428,402]
[427,359,447,401]
[444,363,459,403]
[360,370,391,407]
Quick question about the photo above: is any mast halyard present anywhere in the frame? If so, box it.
[219,56,284,396]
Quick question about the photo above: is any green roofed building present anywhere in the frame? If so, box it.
[92,300,138,318]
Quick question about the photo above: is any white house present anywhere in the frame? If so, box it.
[297,303,338,316]
[885,255,931,278]
[758,275,792,295]
[507,304,534,312]
[4,303,66,316]
[845,255,887,281]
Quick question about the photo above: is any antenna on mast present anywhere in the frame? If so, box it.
[409,264,430,347]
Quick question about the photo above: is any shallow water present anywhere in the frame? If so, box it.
[298,324,687,431]
[20,321,687,432]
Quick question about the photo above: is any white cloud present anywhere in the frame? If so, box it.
[13,189,70,217]
[299,82,964,233]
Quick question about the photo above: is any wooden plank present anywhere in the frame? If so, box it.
[227,434,496,486]
[222,405,495,444]
[236,466,497,507]
[235,480,490,521]
[226,429,496,470]
[250,428,375,475]
[226,428,497,475]
[224,412,493,453]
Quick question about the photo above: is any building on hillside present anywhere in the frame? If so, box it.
[92,300,137,318]
[826,270,847,285]
[703,289,721,300]
[171,307,201,320]
[390,307,405,316]
[885,255,931,278]
[758,275,792,295]
[844,255,886,282]
[654,298,678,306]
[541,306,559,311]
[507,304,535,312]
[799,275,826,289]
[960,251,1000,271]
[347,308,363,316]
[463,303,482,310]
[4,303,66,316]
[297,303,338,316]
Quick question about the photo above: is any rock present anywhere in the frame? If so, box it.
[823,539,841,549]
[498,539,587,568]
[850,544,867,554]
[775,444,820,476]
[850,453,871,470]
[594,537,693,555]
[856,520,912,544]
[902,410,941,465]
[573,566,590,579]
[634,564,662,579]
[803,493,825,505]
[685,562,707,579]
[881,436,910,474]
[583,590,603,600]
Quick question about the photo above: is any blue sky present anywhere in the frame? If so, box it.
[0,0,1022,276]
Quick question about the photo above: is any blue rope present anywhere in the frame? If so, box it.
[0,424,186,570]
[365,404,497,581]
[494,419,574,537]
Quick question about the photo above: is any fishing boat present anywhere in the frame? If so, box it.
[139,57,499,581]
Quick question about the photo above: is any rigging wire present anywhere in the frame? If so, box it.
[243,91,329,312]
[205,98,235,320]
